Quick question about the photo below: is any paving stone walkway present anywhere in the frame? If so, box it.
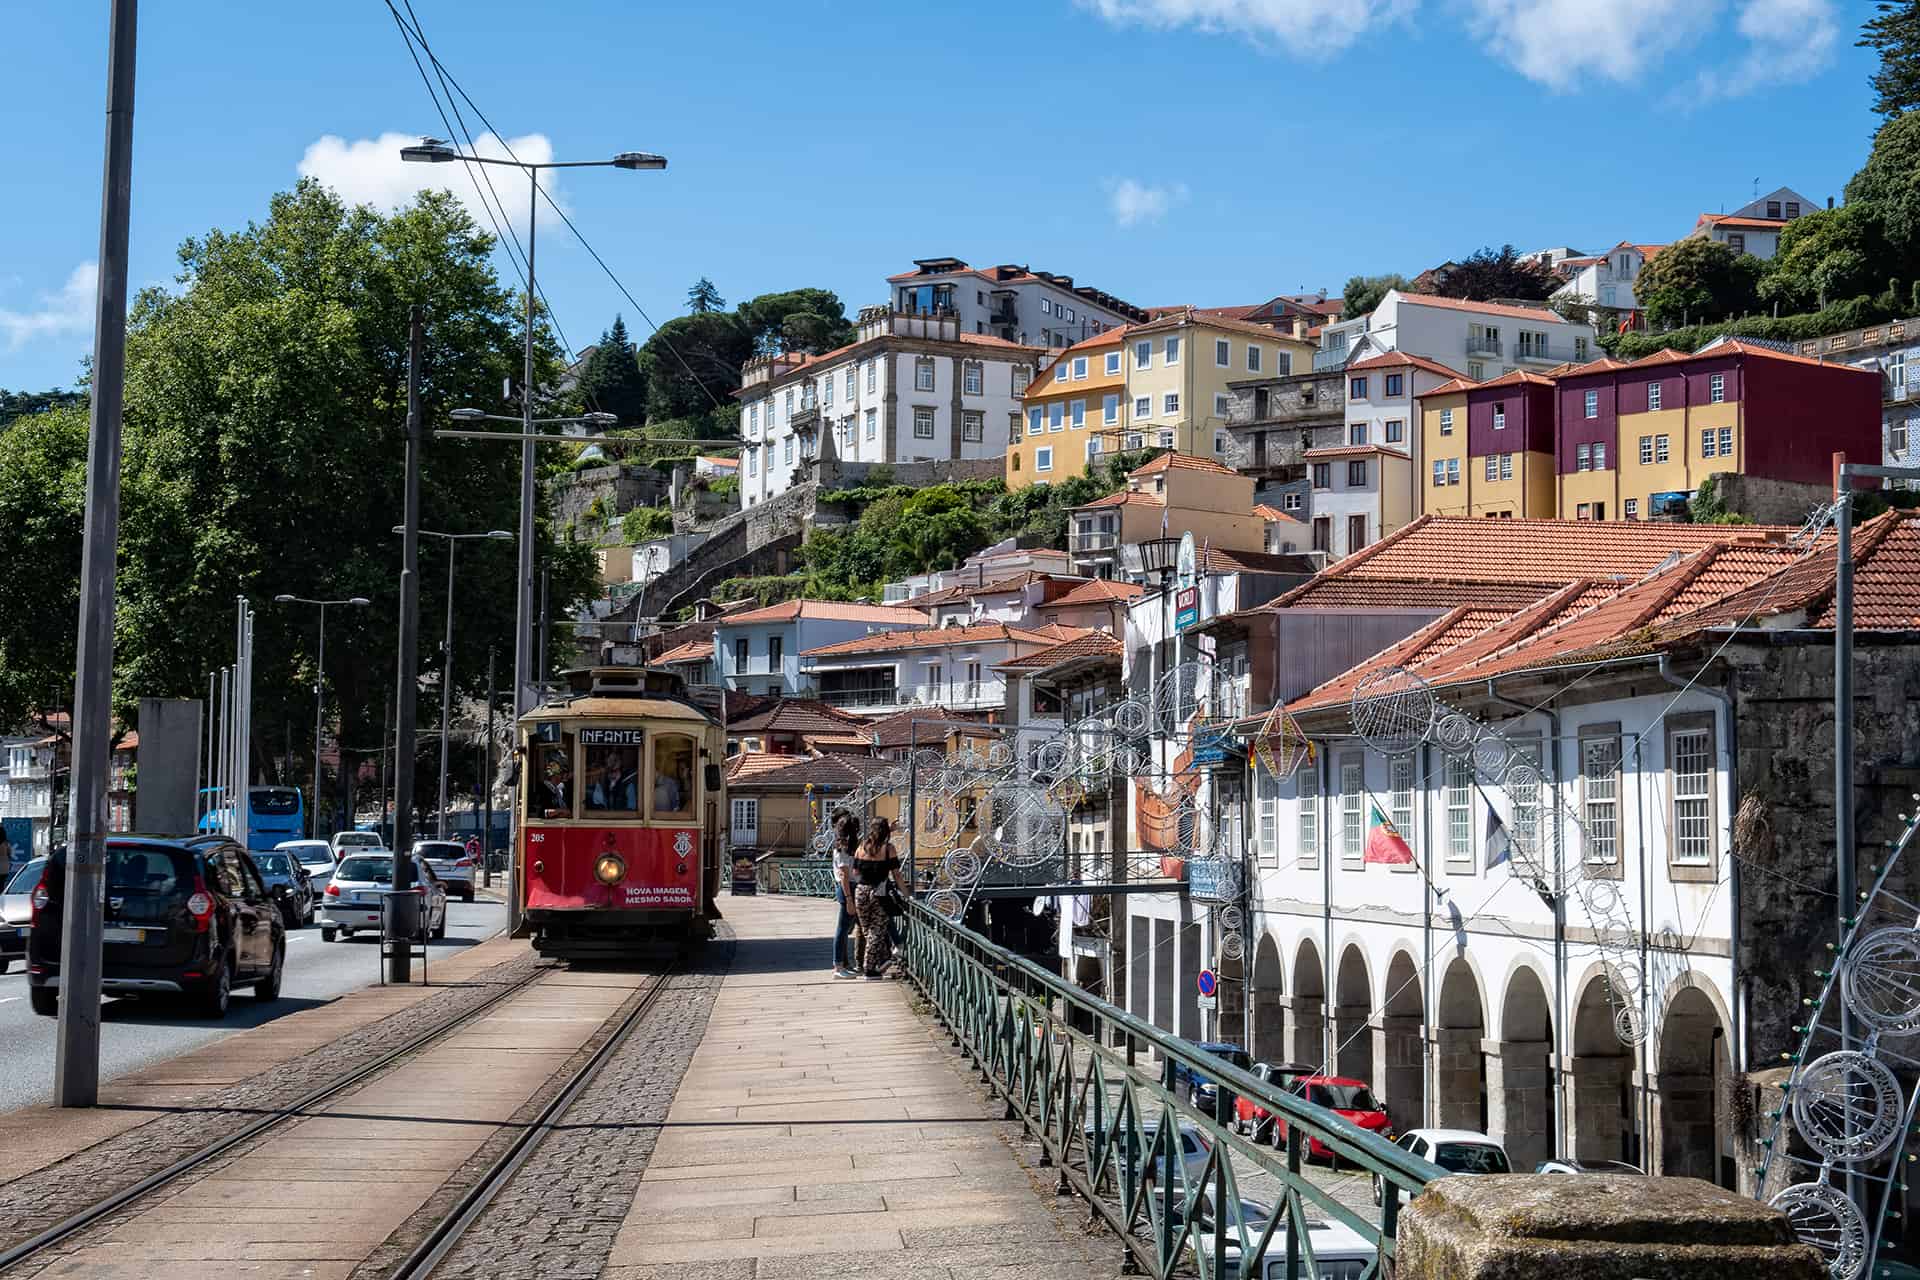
[601,895,1121,1280]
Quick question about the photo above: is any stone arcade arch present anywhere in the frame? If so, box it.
[1494,965,1556,1171]
[1377,949,1425,1132]
[1657,978,1732,1187]
[1334,944,1374,1082]
[1569,968,1639,1168]
[1289,937,1326,1067]
[1434,956,1488,1133]
[1251,932,1286,1063]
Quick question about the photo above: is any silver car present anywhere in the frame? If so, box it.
[412,840,477,903]
[276,839,337,891]
[249,849,316,928]
[1,857,47,974]
[319,853,447,942]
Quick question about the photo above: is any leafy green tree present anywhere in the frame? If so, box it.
[1342,273,1410,317]
[1430,245,1558,302]
[571,315,648,425]
[0,402,88,723]
[0,388,84,431]
[620,506,672,543]
[1633,237,1764,327]
[1759,205,1885,313]
[686,277,725,314]
[1862,1,1920,119]
[739,288,857,355]
[0,181,600,800]
[1845,112,1920,282]
[638,311,754,421]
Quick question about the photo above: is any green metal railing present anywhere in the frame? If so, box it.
[762,856,837,897]
[903,901,1441,1279]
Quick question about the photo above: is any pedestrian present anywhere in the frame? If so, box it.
[853,816,905,980]
[830,812,860,980]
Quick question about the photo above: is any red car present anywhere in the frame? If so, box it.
[1271,1075,1392,1162]
[1231,1061,1312,1142]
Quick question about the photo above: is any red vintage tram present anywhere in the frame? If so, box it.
[515,669,727,959]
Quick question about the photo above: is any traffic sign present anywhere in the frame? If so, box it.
[1197,994,1217,1011]
[1196,968,1217,998]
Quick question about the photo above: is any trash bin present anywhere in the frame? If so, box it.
[381,889,424,943]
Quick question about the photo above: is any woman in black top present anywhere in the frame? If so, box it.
[852,816,905,978]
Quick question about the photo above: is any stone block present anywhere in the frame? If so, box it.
[1394,1173,1825,1280]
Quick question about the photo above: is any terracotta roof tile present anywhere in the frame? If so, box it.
[1267,579,1557,611]
[1130,307,1313,343]
[1394,293,1581,325]
[653,639,715,665]
[1075,490,1164,510]
[868,705,986,749]
[1696,213,1789,231]
[719,600,930,626]
[1042,578,1145,608]
[1302,445,1411,460]
[1416,377,1478,398]
[1253,504,1303,524]
[997,631,1122,670]
[1344,351,1464,380]
[1130,453,1239,479]
[724,751,892,790]
[1462,368,1560,390]
[1200,547,1315,575]
[728,697,872,735]
[800,621,1065,659]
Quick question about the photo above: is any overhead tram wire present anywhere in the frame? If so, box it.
[381,1,726,412]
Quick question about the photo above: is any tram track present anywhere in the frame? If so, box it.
[0,957,559,1275]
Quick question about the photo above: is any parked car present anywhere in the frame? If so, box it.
[412,839,477,903]
[1205,1215,1378,1280]
[1374,1129,1510,1205]
[0,857,47,974]
[248,849,315,928]
[26,836,287,1019]
[1086,1117,1212,1189]
[319,853,447,943]
[276,839,337,890]
[1535,1158,1644,1175]
[1172,1041,1253,1112]
[1273,1076,1392,1164]
[1231,1061,1315,1143]
[330,830,385,859]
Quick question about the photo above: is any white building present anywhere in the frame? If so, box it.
[735,308,1042,509]
[799,621,1081,716]
[1552,242,1667,313]
[882,539,1076,604]
[1339,350,1462,532]
[1316,291,1596,383]
[1302,444,1414,559]
[2,737,55,856]
[1687,186,1820,261]
[887,257,1149,348]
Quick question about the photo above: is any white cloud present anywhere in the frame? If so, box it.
[1081,0,1838,98]
[297,130,567,234]
[1108,178,1190,228]
[1689,0,1838,102]
[0,262,97,352]
[1079,0,1413,57]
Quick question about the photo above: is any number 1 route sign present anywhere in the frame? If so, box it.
[1196,968,1217,998]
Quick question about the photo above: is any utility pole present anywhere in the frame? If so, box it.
[437,538,457,839]
[390,307,423,982]
[312,604,326,837]
[483,645,496,889]
[57,0,137,1109]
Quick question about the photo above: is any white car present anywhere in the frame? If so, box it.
[331,830,385,859]
[318,853,448,942]
[1373,1128,1510,1206]
[276,840,337,889]
[412,840,477,903]
[1201,1214,1378,1280]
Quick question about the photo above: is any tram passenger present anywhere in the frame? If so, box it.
[586,747,638,811]
[853,817,907,980]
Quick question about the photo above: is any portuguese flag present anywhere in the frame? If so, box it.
[1364,802,1414,865]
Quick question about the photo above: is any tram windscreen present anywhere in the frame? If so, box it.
[584,743,641,813]
[530,733,576,819]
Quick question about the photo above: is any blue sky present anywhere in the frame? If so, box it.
[1,0,1884,392]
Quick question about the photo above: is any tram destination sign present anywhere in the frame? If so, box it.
[581,728,647,746]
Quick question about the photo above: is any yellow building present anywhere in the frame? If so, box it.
[1008,330,1128,489]
[1066,453,1268,577]
[1006,309,1315,489]
[1416,370,1558,519]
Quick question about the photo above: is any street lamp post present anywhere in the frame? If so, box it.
[399,139,664,731]
[402,528,511,839]
[273,594,371,839]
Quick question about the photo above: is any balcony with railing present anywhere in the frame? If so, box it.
[1465,333,1503,357]
[1069,530,1120,557]
[1312,345,1352,371]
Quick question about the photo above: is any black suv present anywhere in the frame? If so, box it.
[27,835,288,1019]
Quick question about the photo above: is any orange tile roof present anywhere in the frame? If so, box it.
[1696,213,1788,231]
[723,751,892,790]
[867,705,986,749]
[1131,307,1311,344]
[1074,490,1163,510]
[1464,368,1560,390]
[1268,578,1557,611]
[719,600,929,626]
[1303,445,1411,460]
[997,631,1122,670]
[653,639,715,665]
[1344,351,1464,380]
[1394,293,1579,325]
[1201,546,1313,574]
[729,697,872,735]
[1557,356,1632,377]
[1057,327,1131,354]
[1416,377,1478,398]
[1041,578,1145,608]
[1252,503,1303,524]
[800,621,1065,659]
[1130,452,1239,478]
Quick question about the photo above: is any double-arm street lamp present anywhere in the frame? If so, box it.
[273,594,372,838]
[400,139,664,728]
[400,527,512,839]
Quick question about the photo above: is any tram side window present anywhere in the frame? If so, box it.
[585,744,642,813]
[652,735,695,819]
[531,735,576,819]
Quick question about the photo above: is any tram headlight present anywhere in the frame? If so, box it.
[594,854,627,886]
